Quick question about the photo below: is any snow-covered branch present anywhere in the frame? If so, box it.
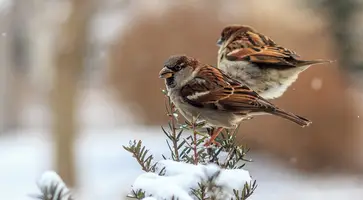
[31,171,74,200]
[130,160,254,200]
[125,92,257,200]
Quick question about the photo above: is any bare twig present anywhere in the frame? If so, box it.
[192,118,199,165]
[165,94,180,161]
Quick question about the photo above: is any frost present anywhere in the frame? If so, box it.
[132,160,252,200]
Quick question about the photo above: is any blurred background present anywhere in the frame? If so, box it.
[2,0,363,199]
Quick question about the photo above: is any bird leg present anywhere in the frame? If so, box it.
[204,127,224,147]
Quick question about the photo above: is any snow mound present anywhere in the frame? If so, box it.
[36,171,72,200]
[142,197,158,200]
[132,160,252,200]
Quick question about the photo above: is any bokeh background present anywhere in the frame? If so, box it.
[1,0,363,199]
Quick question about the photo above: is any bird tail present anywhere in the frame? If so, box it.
[296,59,334,67]
[271,109,312,127]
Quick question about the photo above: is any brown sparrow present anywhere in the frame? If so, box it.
[159,55,311,146]
[217,24,332,99]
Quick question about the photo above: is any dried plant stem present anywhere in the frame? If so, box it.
[166,96,180,161]
[191,119,199,165]
[171,105,180,161]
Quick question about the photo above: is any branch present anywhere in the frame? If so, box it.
[123,140,155,172]
[164,93,181,161]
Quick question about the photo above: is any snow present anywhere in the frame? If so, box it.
[133,172,194,200]
[37,171,65,189]
[1,88,363,200]
[157,160,252,193]
[142,197,158,200]
[216,168,251,194]
[36,171,72,200]
[1,119,363,200]
[132,160,251,200]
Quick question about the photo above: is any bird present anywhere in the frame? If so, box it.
[159,55,311,146]
[216,24,333,100]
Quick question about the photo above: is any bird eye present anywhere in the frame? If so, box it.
[175,65,181,71]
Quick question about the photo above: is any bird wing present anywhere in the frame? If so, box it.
[224,29,306,68]
[179,66,276,113]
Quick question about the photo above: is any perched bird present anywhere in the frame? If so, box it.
[216,24,332,100]
[159,55,311,146]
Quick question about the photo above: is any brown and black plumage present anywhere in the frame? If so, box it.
[217,24,333,99]
[159,55,311,146]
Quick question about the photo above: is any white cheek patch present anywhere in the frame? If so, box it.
[187,91,210,100]
[178,68,195,87]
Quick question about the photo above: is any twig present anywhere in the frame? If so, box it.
[192,121,198,165]
[165,95,180,161]
[189,115,203,165]
[123,140,154,172]
[134,153,149,172]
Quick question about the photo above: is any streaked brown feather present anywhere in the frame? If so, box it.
[180,66,277,113]
[223,25,332,69]
[164,54,312,127]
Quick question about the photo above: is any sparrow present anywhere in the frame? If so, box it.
[216,24,333,100]
[159,55,311,146]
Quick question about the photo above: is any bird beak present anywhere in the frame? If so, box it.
[159,67,174,79]
[216,38,223,47]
